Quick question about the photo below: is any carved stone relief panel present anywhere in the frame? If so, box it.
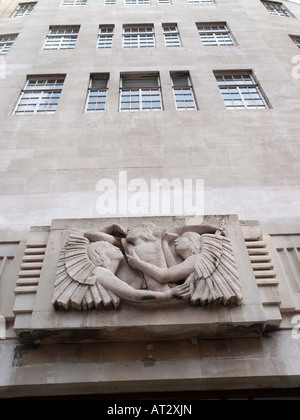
[51,221,242,311]
[16,215,268,341]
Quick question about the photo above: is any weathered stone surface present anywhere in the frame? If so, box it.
[2,330,300,398]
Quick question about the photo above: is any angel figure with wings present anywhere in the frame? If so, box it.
[51,225,190,311]
[127,227,243,306]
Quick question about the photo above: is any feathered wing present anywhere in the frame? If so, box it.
[189,233,243,306]
[51,230,120,310]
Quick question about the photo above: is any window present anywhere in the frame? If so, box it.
[0,34,18,55]
[214,71,269,110]
[61,0,87,5]
[158,0,171,3]
[188,0,213,4]
[163,24,181,47]
[98,25,114,48]
[123,25,155,48]
[125,0,150,4]
[290,35,300,48]
[14,76,65,114]
[12,2,36,17]
[120,73,162,111]
[197,23,235,46]
[261,1,293,17]
[105,0,116,4]
[86,74,109,112]
[171,72,197,110]
[43,26,80,50]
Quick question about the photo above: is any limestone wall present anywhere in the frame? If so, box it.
[0,0,299,230]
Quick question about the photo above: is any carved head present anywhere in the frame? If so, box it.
[88,241,123,268]
[126,222,157,243]
[174,232,202,258]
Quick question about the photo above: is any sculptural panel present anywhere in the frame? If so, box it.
[52,221,243,310]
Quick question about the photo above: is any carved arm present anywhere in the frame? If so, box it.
[180,224,219,235]
[127,250,193,284]
[92,267,190,302]
[84,231,122,248]
[162,230,182,268]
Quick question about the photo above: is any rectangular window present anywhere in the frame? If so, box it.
[214,71,269,110]
[120,73,162,111]
[163,24,181,47]
[125,0,150,5]
[0,34,18,55]
[43,26,80,50]
[61,0,87,6]
[12,2,36,17]
[290,35,300,48]
[86,74,109,112]
[105,0,116,4]
[171,72,197,110]
[98,25,114,48]
[123,25,155,48]
[197,23,235,46]
[261,1,293,17]
[14,76,65,114]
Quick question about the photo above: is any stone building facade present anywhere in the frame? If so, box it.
[0,0,300,399]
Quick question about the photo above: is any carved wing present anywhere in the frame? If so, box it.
[51,230,120,310]
[189,233,243,306]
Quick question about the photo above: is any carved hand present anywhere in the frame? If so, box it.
[127,249,142,270]
[167,282,191,301]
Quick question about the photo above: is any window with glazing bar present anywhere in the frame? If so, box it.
[123,25,155,48]
[98,25,114,48]
[0,34,18,54]
[86,74,109,112]
[14,76,65,114]
[43,26,80,50]
[12,2,36,17]
[171,72,197,110]
[120,73,162,111]
[163,24,181,47]
[197,22,235,46]
[214,71,269,110]
[261,1,293,17]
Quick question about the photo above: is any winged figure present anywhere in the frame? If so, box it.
[127,228,243,306]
